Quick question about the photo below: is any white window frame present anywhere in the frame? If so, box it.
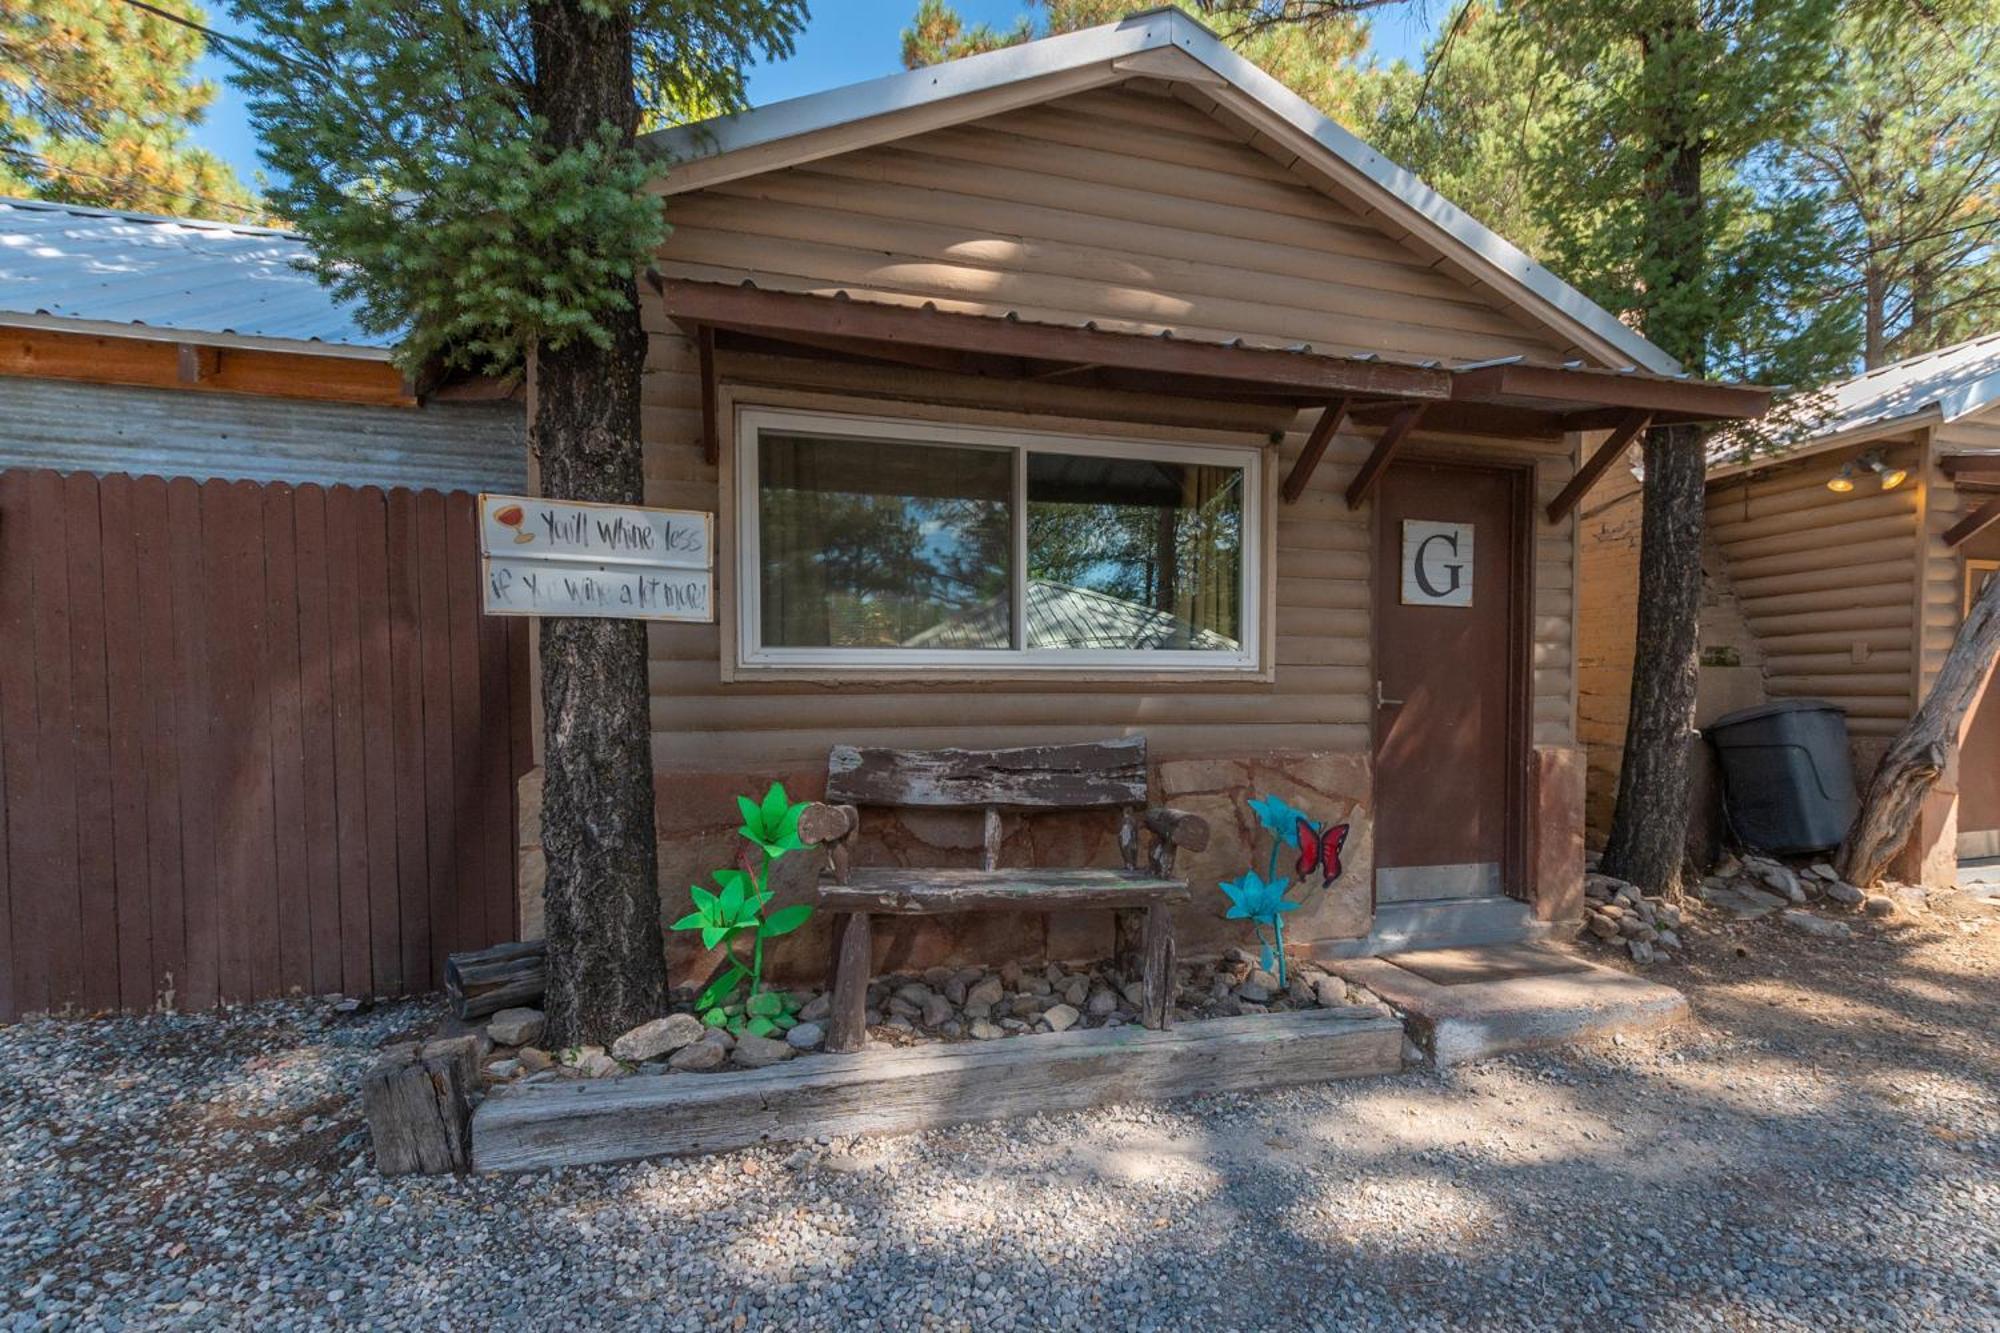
[735,406,1264,673]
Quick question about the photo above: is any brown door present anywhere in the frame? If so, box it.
[1372,460,1527,902]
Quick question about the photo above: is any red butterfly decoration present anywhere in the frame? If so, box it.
[1296,819,1350,887]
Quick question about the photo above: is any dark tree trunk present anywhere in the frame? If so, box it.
[1837,570,2000,887]
[1600,421,1705,891]
[1603,33,1706,895]
[528,0,665,1047]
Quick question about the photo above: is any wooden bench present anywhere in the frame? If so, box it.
[799,737,1209,1054]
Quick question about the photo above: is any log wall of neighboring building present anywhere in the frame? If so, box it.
[1704,437,1926,742]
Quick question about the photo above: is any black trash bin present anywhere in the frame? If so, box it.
[1704,699,1857,854]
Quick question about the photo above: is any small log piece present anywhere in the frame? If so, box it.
[361,1035,479,1175]
[444,939,546,1020]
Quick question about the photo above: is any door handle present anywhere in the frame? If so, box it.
[1376,679,1404,709]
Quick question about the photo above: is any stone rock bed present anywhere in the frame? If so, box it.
[474,951,1393,1086]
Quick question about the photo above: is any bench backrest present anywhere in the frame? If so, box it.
[825,737,1147,810]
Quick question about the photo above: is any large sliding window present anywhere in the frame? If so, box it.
[737,408,1261,670]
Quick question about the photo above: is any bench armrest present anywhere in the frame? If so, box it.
[799,802,859,884]
[1120,806,1211,876]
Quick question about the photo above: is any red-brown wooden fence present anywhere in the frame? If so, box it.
[0,470,533,1019]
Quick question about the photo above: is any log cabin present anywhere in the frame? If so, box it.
[1580,333,2000,886]
[511,8,1769,980]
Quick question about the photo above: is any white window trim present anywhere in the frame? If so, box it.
[735,406,1264,673]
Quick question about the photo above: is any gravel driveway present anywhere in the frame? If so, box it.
[3,891,1995,1332]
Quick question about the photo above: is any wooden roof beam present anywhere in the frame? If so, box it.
[1945,493,2000,548]
[1451,361,1770,421]
[1543,411,1652,524]
[1279,399,1352,504]
[654,277,1453,402]
[1940,453,2000,480]
[1345,403,1428,510]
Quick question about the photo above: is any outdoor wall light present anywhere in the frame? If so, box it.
[1826,448,1907,494]
[1867,452,1909,489]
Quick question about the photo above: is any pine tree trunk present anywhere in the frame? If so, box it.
[1837,569,2000,887]
[1600,422,1705,891]
[528,0,665,1047]
[1601,35,1708,895]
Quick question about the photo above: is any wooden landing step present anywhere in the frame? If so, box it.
[472,1007,1407,1172]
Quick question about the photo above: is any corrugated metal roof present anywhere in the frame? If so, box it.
[1711,334,2000,475]
[0,197,392,356]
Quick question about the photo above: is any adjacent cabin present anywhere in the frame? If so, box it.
[511,10,1767,982]
[1580,334,2000,885]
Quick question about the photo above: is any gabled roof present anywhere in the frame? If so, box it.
[1708,334,2000,479]
[644,7,1680,377]
[0,197,391,359]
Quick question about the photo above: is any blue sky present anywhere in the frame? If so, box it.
[191,2,1440,190]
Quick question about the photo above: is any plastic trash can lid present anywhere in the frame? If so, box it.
[1705,698,1848,731]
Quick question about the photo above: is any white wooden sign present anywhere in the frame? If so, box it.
[479,494,714,622]
[1401,519,1473,607]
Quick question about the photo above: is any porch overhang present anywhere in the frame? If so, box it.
[653,277,1771,519]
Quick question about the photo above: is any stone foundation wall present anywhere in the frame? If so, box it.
[518,750,1375,986]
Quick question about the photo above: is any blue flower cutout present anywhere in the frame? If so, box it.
[1246,793,1317,849]
[1220,870,1304,925]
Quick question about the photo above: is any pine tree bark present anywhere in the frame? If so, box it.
[1600,422,1705,891]
[1602,34,1706,895]
[1837,569,2000,887]
[528,0,666,1047]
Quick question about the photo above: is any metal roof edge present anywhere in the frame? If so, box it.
[0,313,398,362]
[642,9,1683,379]
[1704,409,1940,483]
[1937,368,2000,426]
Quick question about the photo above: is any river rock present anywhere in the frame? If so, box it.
[486,1007,545,1047]
[611,1012,703,1062]
[668,1040,727,1072]
[966,975,1005,1008]
[1043,1003,1080,1033]
[785,1021,825,1051]
[732,1033,794,1068]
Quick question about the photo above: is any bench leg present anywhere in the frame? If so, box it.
[1140,902,1175,1031]
[827,911,871,1054]
[1113,908,1145,981]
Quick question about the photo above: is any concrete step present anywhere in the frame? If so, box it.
[1312,895,1553,960]
[1329,943,1690,1067]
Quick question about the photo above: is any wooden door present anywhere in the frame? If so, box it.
[1371,461,1528,902]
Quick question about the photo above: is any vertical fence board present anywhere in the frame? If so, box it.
[261,484,313,996]
[292,486,345,996]
[28,470,83,1012]
[354,489,403,996]
[0,472,531,1018]
[96,475,155,1011]
[61,472,119,1011]
[385,489,432,990]
[414,490,459,975]
[322,487,372,997]
[131,476,186,1011]
[0,471,34,1019]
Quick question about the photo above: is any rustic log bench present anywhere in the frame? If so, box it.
[799,737,1209,1054]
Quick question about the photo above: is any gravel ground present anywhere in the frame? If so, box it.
[2,891,1995,1332]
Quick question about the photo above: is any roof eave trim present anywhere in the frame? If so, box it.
[1705,408,1941,483]
[0,312,398,362]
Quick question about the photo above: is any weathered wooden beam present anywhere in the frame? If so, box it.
[0,325,415,406]
[176,342,219,384]
[819,867,1189,915]
[1452,361,1770,420]
[471,1007,1407,1170]
[1945,493,2000,548]
[1279,398,1352,503]
[696,323,719,467]
[1543,411,1653,524]
[657,278,1454,402]
[826,737,1148,809]
[1940,453,2000,480]
[1344,403,1427,510]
